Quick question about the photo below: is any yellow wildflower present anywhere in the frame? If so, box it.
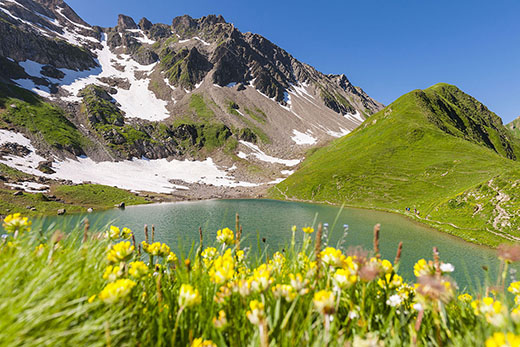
[413,259,435,277]
[216,227,235,245]
[141,241,170,257]
[209,249,235,284]
[107,241,134,263]
[471,297,505,327]
[334,268,357,288]
[320,247,347,268]
[178,284,201,308]
[509,281,520,295]
[302,226,314,234]
[98,279,136,304]
[250,263,273,292]
[377,273,403,289]
[272,284,297,302]
[201,247,218,267]
[236,249,245,263]
[192,338,217,347]
[269,252,285,271]
[512,306,520,323]
[212,310,227,329]
[289,273,309,295]
[103,265,122,282]
[166,251,178,263]
[380,259,393,274]
[485,332,520,347]
[121,227,132,239]
[246,300,265,325]
[129,261,149,279]
[34,243,45,256]
[3,213,31,234]
[105,225,120,240]
[313,290,335,315]
[458,293,473,302]
[88,295,96,303]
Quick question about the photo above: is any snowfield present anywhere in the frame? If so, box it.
[291,130,317,145]
[0,130,262,194]
[237,141,300,167]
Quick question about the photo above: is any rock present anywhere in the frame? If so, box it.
[31,207,36,211]
[25,205,32,209]
[57,209,66,215]
[10,104,17,109]
[13,190,23,196]
[37,161,55,174]
[0,143,31,157]
[139,17,153,30]
[116,202,125,209]
[87,208,93,213]
[117,14,138,31]
[41,65,65,79]
[239,128,258,143]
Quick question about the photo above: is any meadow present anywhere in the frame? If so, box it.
[1,213,520,346]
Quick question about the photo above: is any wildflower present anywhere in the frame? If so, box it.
[34,243,45,256]
[413,259,435,277]
[209,249,235,284]
[440,263,455,273]
[412,303,423,311]
[353,333,384,347]
[380,259,393,274]
[166,251,178,263]
[201,247,218,267]
[302,226,314,234]
[192,338,217,347]
[246,300,265,325]
[121,227,132,239]
[269,252,285,271]
[313,290,335,315]
[416,275,455,304]
[471,297,505,326]
[105,225,120,240]
[333,268,357,289]
[107,241,134,263]
[250,264,273,292]
[2,213,31,234]
[216,227,235,245]
[214,285,232,303]
[289,273,310,295]
[458,293,473,302]
[103,265,123,282]
[377,273,403,289]
[512,306,520,323]
[320,247,347,268]
[98,279,136,304]
[88,295,96,303]
[178,284,201,308]
[129,261,149,279]
[236,249,245,262]
[213,310,227,329]
[386,294,402,307]
[509,281,520,295]
[485,332,520,347]
[141,241,170,257]
[272,284,297,302]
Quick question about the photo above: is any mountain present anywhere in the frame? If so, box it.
[271,83,520,246]
[0,0,383,199]
[507,116,520,139]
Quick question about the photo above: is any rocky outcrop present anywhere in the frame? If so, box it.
[117,14,138,31]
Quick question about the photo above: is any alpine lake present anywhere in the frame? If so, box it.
[30,199,516,290]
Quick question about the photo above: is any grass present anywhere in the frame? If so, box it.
[271,83,520,247]
[1,216,520,346]
[52,184,149,208]
[0,82,90,154]
[189,94,216,123]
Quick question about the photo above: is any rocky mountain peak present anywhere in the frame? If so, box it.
[117,14,138,31]
[139,17,152,30]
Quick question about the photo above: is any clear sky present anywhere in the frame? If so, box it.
[67,0,520,123]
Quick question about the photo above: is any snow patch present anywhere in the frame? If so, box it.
[193,36,210,45]
[291,130,317,145]
[238,141,300,167]
[6,182,49,193]
[327,128,351,138]
[344,110,364,123]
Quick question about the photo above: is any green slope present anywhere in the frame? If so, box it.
[271,83,520,246]
[507,116,520,139]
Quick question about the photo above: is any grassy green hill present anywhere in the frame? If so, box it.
[270,83,520,246]
[507,116,520,139]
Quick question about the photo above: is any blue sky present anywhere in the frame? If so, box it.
[67,0,520,123]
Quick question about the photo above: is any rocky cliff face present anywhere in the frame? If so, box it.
[0,0,384,191]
